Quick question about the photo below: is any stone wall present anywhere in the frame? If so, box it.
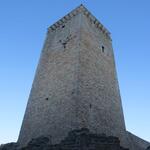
[78,12,127,143]
[127,131,150,150]
[1,128,129,150]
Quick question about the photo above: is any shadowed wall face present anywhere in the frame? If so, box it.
[18,6,127,147]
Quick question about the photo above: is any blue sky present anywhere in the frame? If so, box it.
[0,0,150,144]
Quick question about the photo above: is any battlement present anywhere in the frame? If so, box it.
[48,4,111,40]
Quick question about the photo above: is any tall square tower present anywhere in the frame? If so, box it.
[18,5,149,149]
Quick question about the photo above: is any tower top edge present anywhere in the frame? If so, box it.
[48,4,112,40]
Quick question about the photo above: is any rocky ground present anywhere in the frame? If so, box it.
[0,128,149,150]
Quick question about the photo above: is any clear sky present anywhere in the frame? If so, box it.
[0,0,150,145]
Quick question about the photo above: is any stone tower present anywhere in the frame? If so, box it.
[18,5,149,150]
[18,4,126,146]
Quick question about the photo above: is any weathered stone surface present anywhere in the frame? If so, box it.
[56,128,128,150]
[0,128,130,150]
[0,143,19,150]
[21,136,51,150]
[127,132,150,150]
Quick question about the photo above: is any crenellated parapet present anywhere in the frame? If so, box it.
[48,4,111,40]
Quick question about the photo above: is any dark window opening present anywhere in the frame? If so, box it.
[90,104,92,109]
[102,46,105,53]
[62,25,65,28]
[62,42,67,48]
[45,98,49,101]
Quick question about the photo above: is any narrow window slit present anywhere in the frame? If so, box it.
[102,46,105,53]
[90,104,92,108]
